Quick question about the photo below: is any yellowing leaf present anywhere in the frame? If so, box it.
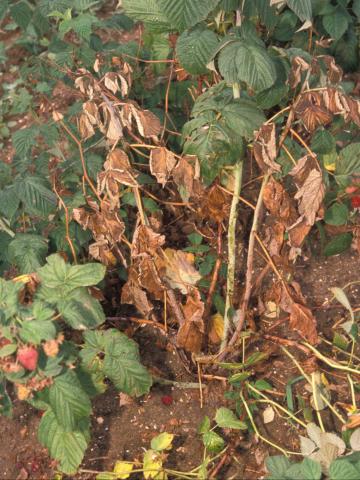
[143,450,163,480]
[208,313,224,344]
[150,432,174,451]
[113,461,134,479]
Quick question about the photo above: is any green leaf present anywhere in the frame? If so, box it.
[10,1,33,30]
[353,0,360,18]
[335,143,360,188]
[311,129,336,155]
[38,409,89,474]
[0,279,22,322]
[19,320,56,344]
[322,10,349,41]
[221,99,265,140]
[0,185,20,220]
[49,370,92,431]
[324,202,349,226]
[12,127,37,157]
[198,416,211,434]
[103,331,152,396]
[265,456,292,478]
[301,458,322,480]
[202,431,225,453]
[58,289,105,329]
[81,330,152,397]
[8,234,48,273]
[0,343,17,358]
[14,176,57,217]
[329,459,360,480]
[122,0,171,33]
[150,432,174,451]
[37,254,106,297]
[0,379,12,417]
[215,407,247,429]
[286,0,312,21]
[176,26,219,75]
[324,233,352,256]
[0,0,9,21]
[158,0,220,31]
[218,39,276,92]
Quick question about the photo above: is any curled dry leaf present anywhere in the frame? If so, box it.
[121,265,154,318]
[177,289,205,353]
[156,248,202,295]
[288,302,318,344]
[149,147,177,187]
[295,92,332,132]
[289,155,325,226]
[289,56,310,90]
[97,149,138,208]
[199,184,230,223]
[121,103,161,139]
[172,155,200,202]
[132,225,165,257]
[253,123,281,174]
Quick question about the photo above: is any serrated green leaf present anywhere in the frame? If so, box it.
[122,0,171,33]
[0,187,20,220]
[14,176,57,217]
[202,430,225,453]
[37,254,106,298]
[286,0,312,21]
[301,458,322,480]
[311,129,336,155]
[0,380,12,417]
[353,0,360,18]
[158,0,220,31]
[329,459,360,480]
[0,343,17,358]
[8,234,48,273]
[324,233,352,256]
[198,416,211,434]
[215,407,247,429]
[58,289,105,329]
[322,10,349,41]
[103,331,152,396]
[324,203,349,226]
[10,1,33,30]
[221,99,265,139]
[38,409,89,474]
[19,320,56,344]
[150,432,174,451]
[335,143,360,187]
[12,127,37,157]
[218,39,276,92]
[0,279,22,322]
[49,370,92,431]
[176,26,219,75]
[0,1,9,21]
[265,456,292,477]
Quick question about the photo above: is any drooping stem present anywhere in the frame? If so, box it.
[221,83,243,351]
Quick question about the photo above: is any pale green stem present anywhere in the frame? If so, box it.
[221,83,243,351]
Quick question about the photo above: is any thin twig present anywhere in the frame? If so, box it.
[204,223,223,320]
[52,182,77,264]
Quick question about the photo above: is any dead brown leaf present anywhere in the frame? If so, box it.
[289,155,325,226]
[199,184,230,223]
[288,302,318,344]
[253,123,281,174]
[177,289,204,353]
[149,147,177,187]
[172,155,200,202]
[156,248,201,295]
[121,266,154,317]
